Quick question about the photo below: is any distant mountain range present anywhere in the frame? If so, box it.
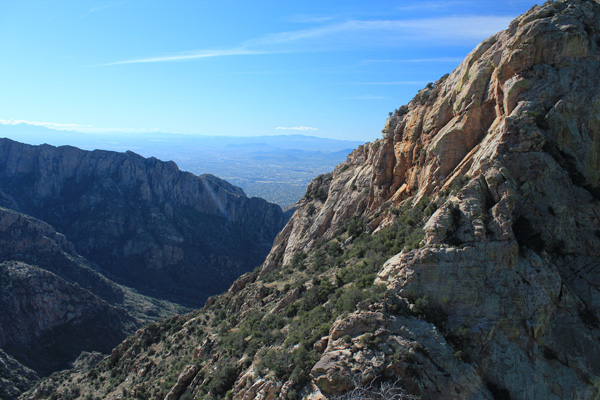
[0,125,364,206]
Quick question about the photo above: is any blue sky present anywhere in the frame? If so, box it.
[0,0,539,141]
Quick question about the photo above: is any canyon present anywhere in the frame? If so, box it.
[8,0,600,398]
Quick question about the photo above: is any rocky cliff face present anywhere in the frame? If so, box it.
[0,139,288,396]
[24,1,600,399]
[264,0,600,273]
[270,0,600,396]
[0,139,290,306]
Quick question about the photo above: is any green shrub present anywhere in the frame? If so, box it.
[454,350,465,361]
[291,251,307,270]
[208,360,238,395]
[335,285,364,312]
[325,242,343,257]
[360,333,381,349]
[315,189,328,202]
[346,216,364,237]
[256,348,292,379]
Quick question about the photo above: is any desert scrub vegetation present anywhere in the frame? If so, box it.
[38,195,436,399]
[209,195,436,392]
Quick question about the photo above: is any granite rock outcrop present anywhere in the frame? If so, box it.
[294,0,600,397]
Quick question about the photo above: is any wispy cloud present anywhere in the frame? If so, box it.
[102,15,514,66]
[275,126,318,131]
[245,16,513,48]
[395,1,470,12]
[284,15,337,24]
[401,16,513,40]
[100,48,271,66]
[348,81,428,85]
[83,2,125,18]
[0,118,158,134]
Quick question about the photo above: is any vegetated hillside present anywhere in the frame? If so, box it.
[25,0,600,399]
[0,139,290,306]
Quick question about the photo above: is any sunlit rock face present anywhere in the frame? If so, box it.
[0,138,290,306]
[261,0,600,398]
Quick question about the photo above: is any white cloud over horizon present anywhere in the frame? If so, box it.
[275,126,318,131]
[0,119,158,134]
[0,119,91,130]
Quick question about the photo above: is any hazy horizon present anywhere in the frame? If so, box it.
[0,123,363,206]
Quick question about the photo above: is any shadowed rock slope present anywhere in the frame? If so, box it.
[0,207,185,398]
[0,139,290,306]
[0,260,136,376]
[24,1,600,399]
[0,349,38,400]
